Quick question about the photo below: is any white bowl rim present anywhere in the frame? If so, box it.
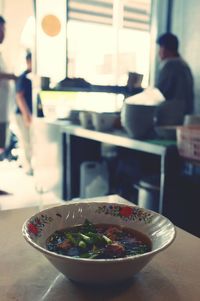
[22,202,176,263]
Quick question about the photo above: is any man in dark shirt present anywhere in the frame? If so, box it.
[155,33,194,125]
[15,52,33,174]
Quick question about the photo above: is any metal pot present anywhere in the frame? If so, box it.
[120,103,156,139]
[134,176,160,212]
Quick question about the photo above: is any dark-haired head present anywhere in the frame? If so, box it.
[0,16,5,25]
[157,33,179,53]
[25,51,32,71]
[26,51,32,61]
[157,32,179,60]
[0,15,6,44]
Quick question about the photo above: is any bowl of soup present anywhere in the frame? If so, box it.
[22,196,176,284]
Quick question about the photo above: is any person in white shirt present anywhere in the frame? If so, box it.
[14,52,33,175]
[0,16,17,156]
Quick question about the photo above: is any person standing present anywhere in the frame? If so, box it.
[155,32,194,122]
[15,51,33,175]
[0,16,17,156]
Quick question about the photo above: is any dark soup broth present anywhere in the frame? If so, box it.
[46,219,152,259]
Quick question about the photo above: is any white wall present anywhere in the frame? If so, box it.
[171,0,200,113]
[149,0,169,85]
[1,0,33,73]
[0,0,4,14]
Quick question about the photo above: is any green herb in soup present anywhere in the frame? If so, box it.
[46,219,151,259]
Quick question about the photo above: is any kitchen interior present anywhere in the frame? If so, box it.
[1,1,200,300]
[1,0,199,233]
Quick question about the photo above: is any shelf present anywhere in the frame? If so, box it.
[61,125,176,156]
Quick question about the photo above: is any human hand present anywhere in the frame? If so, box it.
[23,113,32,126]
[13,74,18,81]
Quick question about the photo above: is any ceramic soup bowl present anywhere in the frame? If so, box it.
[22,197,176,284]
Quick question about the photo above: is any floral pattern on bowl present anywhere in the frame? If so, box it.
[28,214,54,237]
[96,205,153,223]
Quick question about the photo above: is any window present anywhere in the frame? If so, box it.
[67,0,152,87]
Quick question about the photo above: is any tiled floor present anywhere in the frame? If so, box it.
[0,160,62,211]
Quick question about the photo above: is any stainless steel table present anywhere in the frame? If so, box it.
[61,124,178,215]
[0,197,200,301]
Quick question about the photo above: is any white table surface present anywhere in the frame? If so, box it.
[0,195,200,301]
